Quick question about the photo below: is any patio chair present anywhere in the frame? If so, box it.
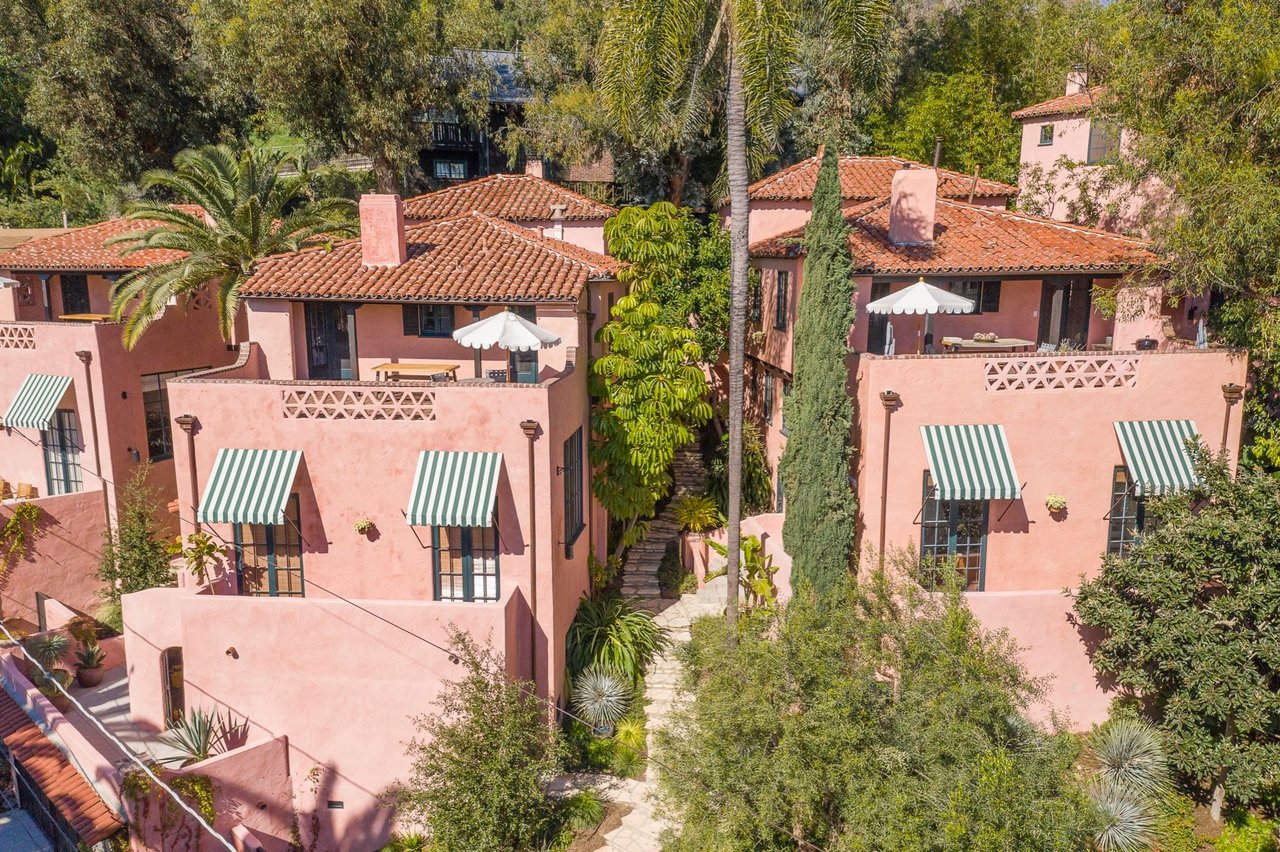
[487,369,510,382]
[0,479,10,500]
[430,372,449,382]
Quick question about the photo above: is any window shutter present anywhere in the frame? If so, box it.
[402,305,419,336]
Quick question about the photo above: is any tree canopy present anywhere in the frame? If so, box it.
[1074,450,1280,821]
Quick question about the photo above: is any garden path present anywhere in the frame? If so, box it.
[619,444,707,608]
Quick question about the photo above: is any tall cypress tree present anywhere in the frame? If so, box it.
[779,145,857,595]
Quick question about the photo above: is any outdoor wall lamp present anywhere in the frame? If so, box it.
[1222,383,1245,404]
[877,390,902,570]
[127,448,140,463]
[225,647,238,658]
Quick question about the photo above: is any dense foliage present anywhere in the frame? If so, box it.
[389,632,566,850]
[656,570,1100,849]
[778,146,857,596]
[109,144,357,345]
[1074,451,1280,821]
[705,422,774,517]
[564,595,668,684]
[591,204,713,553]
[97,465,175,629]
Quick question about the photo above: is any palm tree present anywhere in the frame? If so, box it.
[599,0,886,627]
[108,145,358,347]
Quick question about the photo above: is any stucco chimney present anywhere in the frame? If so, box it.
[525,158,545,179]
[359,194,407,267]
[548,204,567,240]
[1066,64,1088,96]
[888,166,937,246]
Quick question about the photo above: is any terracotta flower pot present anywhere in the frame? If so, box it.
[76,666,105,688]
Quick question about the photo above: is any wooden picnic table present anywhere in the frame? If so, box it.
[941,337,1036,353]
[58,313,113,322]
[372,362,461,382]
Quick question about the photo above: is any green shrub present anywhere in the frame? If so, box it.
[571,666,633,732]
[706,422,774,517]
[1153,794,1200,852]
[673,495,722,533]
[657,543,696,598]
[379,833,428,852]
[557,790,605,832]
[1214,811,1278,852]
[565,596,668,683]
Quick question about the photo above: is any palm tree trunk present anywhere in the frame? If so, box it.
[724,41,750,632]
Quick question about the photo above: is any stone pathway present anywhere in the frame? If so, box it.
[619,444,708,606]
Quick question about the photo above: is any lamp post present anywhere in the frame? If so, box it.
[519,419,541,697]
[877,390,901,570]
[175,414,199,532]
[75,351,111,532]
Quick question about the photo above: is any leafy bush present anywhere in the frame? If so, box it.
[565,596,668,683]
[389,632,565,851]
[98,465,175,616]
[1153,794,1200,852]
[673,495,722,533]
[557,790,605,833]
[706,422,774,517]
[571,666,632,733]
[656,542,696,598]
[1213,811,1279,852]
[378,833,428,852]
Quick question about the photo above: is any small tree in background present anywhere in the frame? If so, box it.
[778,145,858,596]
[389,632,565,850]
[1074,451,1280,822]
[591,203,713,555]
[98,464,174,630]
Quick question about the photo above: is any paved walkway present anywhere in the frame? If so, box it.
[619,445,708,607]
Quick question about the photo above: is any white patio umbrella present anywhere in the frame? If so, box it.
[1195,316,1208,349]
[866,278,974,353]
[452,310,562,352]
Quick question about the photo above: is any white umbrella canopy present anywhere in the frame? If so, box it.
[884,320,896,355]
[451,310,562,352]
[865,278,975,315]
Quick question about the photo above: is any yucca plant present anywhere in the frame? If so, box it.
[158,707,249,767]
[1084,718,1172,800]
[565,596,668,683]
[571,666,633,734]
[1090,778,1160,852]
[22,633,70,671]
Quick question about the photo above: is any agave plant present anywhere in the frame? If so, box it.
[158,707,248,767]
[1089,777,1160,852]
[571,666,633,734]
[1084,718,1172,800]
[565,596,668,683]
[23,633,71,670]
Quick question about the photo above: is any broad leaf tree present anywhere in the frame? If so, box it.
[599,0,886,628]
[1073,450,1280,821]
[591,203,713,556]
[109,144,357,346]
[779,146,858,595]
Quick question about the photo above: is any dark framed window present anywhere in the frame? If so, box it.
[433,526,499,602]
[774,471,784,513]
[1039,123,1054,146]
[434,160,467,180]
[763,372,775,424]
[749,277,763,325]
[161,647,185,728]
[42,409,82,496]
[1106,466,1145,556]
[949,280,1002,314]
[509,306,539,383]
[235,494,304,597]
[563,427,585,554]
[774,271,790,330]
[402,304,455,338]
[142,369,206,461]
[1087,121,1121,165]
[58,273,90,316]
[780,379,792,436]
[920,472,988,591]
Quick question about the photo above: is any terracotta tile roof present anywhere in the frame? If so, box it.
[242,212,621,302]
[0,207,204,272]
[0,693,124,845]
[403,173,618,222]
[750,198,1156,275]
[0,229,71,251]
[745,156,1018,203]
[1012,86,1109,119]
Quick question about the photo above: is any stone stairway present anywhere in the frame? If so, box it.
[600,575,730,851]
[619,444,709,606]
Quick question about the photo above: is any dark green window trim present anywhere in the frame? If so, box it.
[1106,466,1145,556]
[402,304,455,338]
[920,471,988,591]
[773,270,789,330]
[563,427,585,556]
[433,526,500,602]
[234,494,305,597]
[42,409,83,496]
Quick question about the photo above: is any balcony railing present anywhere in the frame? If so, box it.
[432,122,480,147]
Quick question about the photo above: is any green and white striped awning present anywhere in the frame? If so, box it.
[406,451,503,527]
[2,374,72,430]
[198,448,302,525]
[921,424,1021,501]
[1114,420,1199,496]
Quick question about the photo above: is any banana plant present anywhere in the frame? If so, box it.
[706,534,778,612]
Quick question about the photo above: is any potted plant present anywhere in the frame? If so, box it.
[75,642,106,687]
[1045,494,1068,514]
[673,494,722,573]
[21,633,69,682]
[354,518,376,536]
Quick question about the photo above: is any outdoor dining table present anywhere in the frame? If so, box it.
[371,362,461,381]
[941,337,1036,353]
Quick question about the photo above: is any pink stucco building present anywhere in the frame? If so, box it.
[1014,70,1169,234]
[116,183,622,849]
[744,163,1247,726]
[0,217,238,630]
